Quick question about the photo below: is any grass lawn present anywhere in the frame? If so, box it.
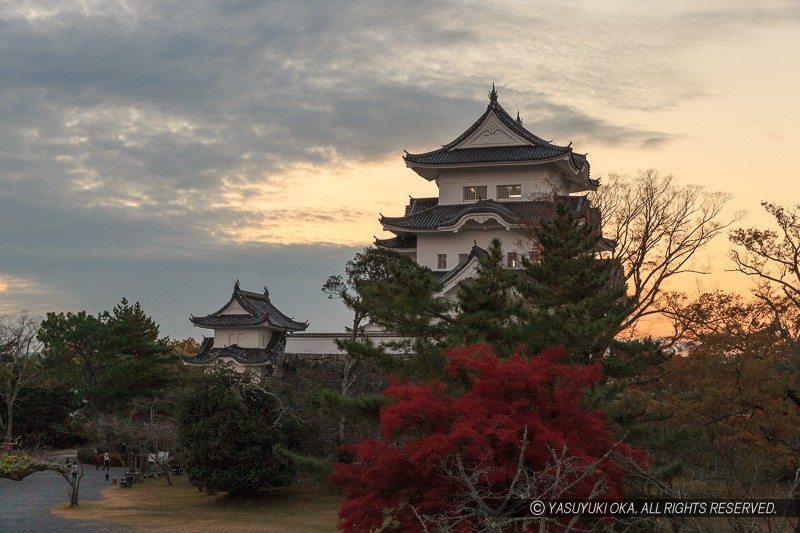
[51,474,342,532]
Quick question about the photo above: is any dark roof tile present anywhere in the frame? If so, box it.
[190,283,308,331]
[439,243,488,286]
[405,197,439,216]
[182,333,287,365]
[404,98,589,177]
[374,235,417,249]
[381,196,589,232]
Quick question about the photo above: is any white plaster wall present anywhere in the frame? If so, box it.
[285,335,342,355]
[437,166,562,205]
[286,333,409,355]
[416,231,527,271]
[219,301,246,314]
[213,328,271,348]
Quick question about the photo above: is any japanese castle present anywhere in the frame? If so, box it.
[185,86,600,368]
[377,84,598,298]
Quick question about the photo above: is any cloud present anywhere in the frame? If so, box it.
[1,0,793,335]
[1,241,365,338]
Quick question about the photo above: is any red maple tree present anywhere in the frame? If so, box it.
[330,344,648,532]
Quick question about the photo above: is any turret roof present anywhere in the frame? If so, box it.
[404,86,594,187]
[190,281,308,331]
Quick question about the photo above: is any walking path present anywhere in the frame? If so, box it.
[0,458,131,533]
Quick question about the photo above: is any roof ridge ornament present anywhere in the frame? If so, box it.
[516,110,523,126]
[263,285,270,298]
[488,83,498,107]
[234,279,240,292]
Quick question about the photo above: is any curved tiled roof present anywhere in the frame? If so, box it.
[438,242,488,286]
[407,144,583,167]
[374,234,417,249]
[190,282,308,331]
[182,334,286,365]
[404,92,592,185]
[405,197,439,216]
[440,199,516,227]
[381,196,589,233]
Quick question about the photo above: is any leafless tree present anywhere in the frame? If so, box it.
[0,312,42,443]
[619,451,800,533]
[590,170,742,332]
[86,397,179,485]
[729,202,800,343]
[132,398,179,485]
[60,459,84,507]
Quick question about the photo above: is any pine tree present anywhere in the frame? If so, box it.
[38,310,114,415]
[105,298,178,410]
[38,299,180,416]
[519,200,629,361]
[177,367,295,497]
[343,248,453,379]
[321,250,394,444]
[448,238,522,356]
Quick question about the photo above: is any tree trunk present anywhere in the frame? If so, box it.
[4,397,13,443]
[62,466,83,507]
[69,478,80,507]
[337,311,362,443]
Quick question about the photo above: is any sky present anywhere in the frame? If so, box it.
[1,0,799,340]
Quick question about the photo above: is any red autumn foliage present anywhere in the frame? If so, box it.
[330,344,648,532]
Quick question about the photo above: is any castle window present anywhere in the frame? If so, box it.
[437,254,448,270]
[507,251,519,268]
[497,184,522,199]
[458,253,469,264]
[463,185,487,201]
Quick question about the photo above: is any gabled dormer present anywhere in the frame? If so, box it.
[452,110,530,150]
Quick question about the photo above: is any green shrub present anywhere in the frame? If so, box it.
[281,448,333,481]
[177,367,298,497]
[76,448,96,464]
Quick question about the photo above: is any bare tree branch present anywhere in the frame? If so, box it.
[412,435,627,532]
[590,170,742,331]
[729,202,800,344]
[0,313,42,443]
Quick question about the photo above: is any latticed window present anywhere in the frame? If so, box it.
[437,254,448,269]
[497,184,522,199]
[458,253,469,264]
[507,251,519,268]
[463,185,487,201]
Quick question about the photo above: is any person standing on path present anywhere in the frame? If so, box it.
[103,452,111,480]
